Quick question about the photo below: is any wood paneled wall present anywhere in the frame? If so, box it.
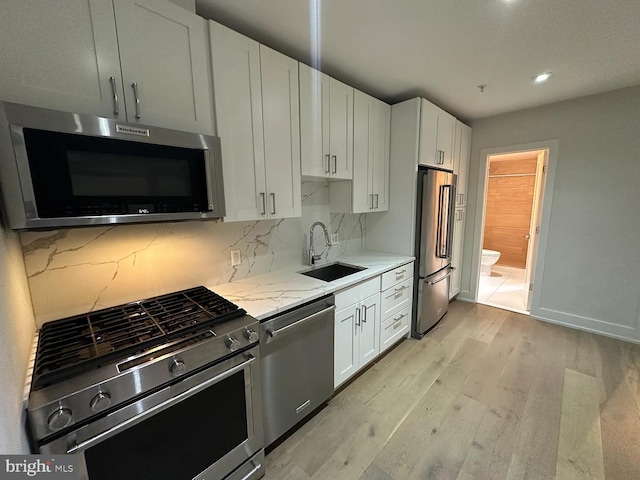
[483,157,537,268]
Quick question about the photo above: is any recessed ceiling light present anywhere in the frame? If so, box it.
[532,72,552,83]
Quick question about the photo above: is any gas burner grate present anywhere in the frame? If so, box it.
[32,287,244,389]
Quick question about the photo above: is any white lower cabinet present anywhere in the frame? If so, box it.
[379,265,413,354]
[333,263,414,388]
[334,278,380,388]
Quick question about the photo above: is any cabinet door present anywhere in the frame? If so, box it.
[450,208,465,299]
[0,0,122,118]
[457,123,471,206]
[113,0,213,134]
[437,110,456,170]
[334,304,359,388]
[359,294,380,368]
[260,45,302,219]
[329,78,354,179]
[418,99,439,167]
[352,90,374,213]
[371,98,391,212]
[300,64,331,178]
[209,21,266,221]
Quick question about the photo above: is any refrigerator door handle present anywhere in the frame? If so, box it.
[436,184,452,258]
[426,267,455,285]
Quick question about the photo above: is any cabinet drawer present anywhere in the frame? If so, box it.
[335,276,380,312]
[380,306,410,353]
[381,277,413,318]
[381,263,413,291]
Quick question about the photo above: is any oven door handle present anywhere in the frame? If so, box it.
[67,354,257,454]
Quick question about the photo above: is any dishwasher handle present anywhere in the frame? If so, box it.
[266,305,336,338]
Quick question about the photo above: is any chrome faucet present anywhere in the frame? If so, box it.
[308,221,332,265]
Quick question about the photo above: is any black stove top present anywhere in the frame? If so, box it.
[33,286,245,390]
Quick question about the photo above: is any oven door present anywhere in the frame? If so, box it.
[40,346,263,480]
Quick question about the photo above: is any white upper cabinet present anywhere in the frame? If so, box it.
[113,0,213,133]
[0,0,122,118]
[453,121,472,206]
[299,64,353,179]
[260,45,302,219]
[209,26,301,221]
[335,90,390,213]
[419,99,455,170]
[209,21,265,221]
[371,97,391,212]
[0,0,213,134]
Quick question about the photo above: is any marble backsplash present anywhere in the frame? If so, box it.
[20,180,365,326]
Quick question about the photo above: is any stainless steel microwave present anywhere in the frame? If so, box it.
[0,102,225,230]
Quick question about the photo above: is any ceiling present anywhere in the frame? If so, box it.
[195,0,640,122]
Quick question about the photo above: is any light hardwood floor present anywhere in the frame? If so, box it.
[264,301,640,480]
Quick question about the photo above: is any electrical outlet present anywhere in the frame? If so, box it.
[231,250,241,266]
[331,233,339,244]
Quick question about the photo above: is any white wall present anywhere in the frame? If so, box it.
[461,85,640,342]
[0,222,36,453]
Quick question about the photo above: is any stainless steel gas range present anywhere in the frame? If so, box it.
[26,286,264,480]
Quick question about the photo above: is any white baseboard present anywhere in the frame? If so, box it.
[531,307,639,345]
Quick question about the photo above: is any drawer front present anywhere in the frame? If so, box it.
[381,277,413,318]
[381,263,413,291]
[380,305,410,353]
[335,276,380,311]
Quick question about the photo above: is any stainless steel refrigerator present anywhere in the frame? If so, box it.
[412,167,457,337]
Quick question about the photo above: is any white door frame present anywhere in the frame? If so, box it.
[470,139,559,314]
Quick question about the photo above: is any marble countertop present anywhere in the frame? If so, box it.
[207,251,415,320]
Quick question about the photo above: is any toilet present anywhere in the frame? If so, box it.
[481,249,501,275]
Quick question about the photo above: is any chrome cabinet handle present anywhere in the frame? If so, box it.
[394,285,407,294]
[395,269,406,276]
[362,305,367,324]
[109,77,119,115]
[260,193,266,215]
[131,82,141,119]
[332,155,337,173]
[325,154,330,174]
[355,307,360,327]
[375,194,379,209]
[270,193,276,215]
[461,193,464,204]
[370,194,374,210]
[393,313,407,323]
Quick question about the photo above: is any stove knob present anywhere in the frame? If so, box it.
[226,336,241,352]
[244,328,259,343]
[90,392,112,413]
[48,407,73,431]
[169,359,187,377]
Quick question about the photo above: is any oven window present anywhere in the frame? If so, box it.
[84,371,248,480]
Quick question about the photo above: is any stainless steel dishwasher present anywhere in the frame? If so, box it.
[259,294,335,447]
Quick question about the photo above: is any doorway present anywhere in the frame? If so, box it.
[475,148,548,314]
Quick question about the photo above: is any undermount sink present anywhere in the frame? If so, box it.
[299,262,366,282]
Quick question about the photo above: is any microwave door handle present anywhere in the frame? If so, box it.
[203,150,215,211]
